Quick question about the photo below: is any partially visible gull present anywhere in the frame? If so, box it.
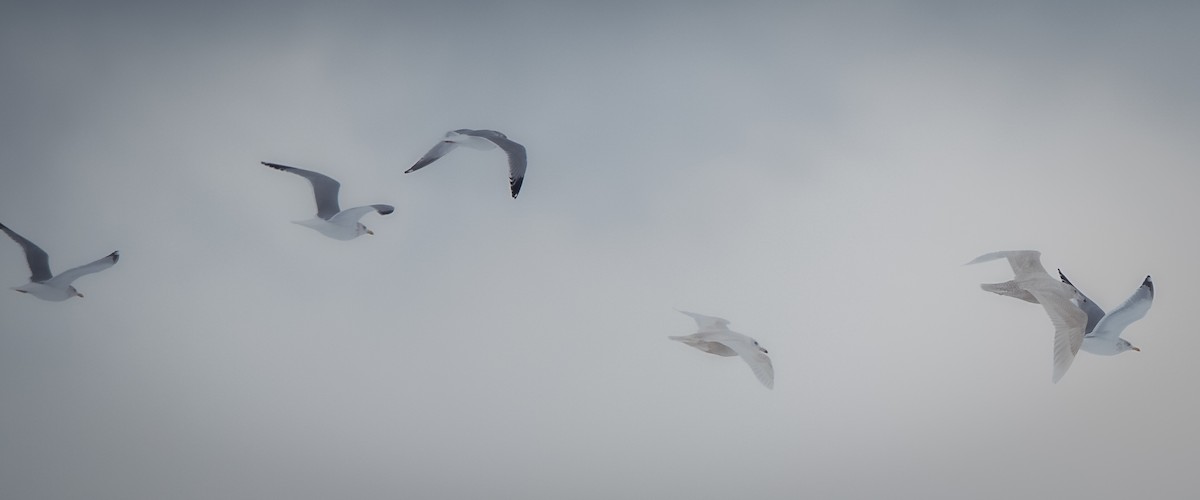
[261,162,394,240]
[405,129,527,198]
[1058,270,1153,355]
[968,250,1086,383]
[669,309,774,389]
[0,222,118,301]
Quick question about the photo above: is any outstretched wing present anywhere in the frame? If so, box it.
[329,204,395,225]
[405,138,459,173]
[967,250,1049,282]
[1089,276,1154,341]
[676,309,731,331]
[262,162,342,219]
[1027,284,1087,383]
[721,335,774,389]
[1058,269,1106,334]
[487,135,527,198]
[46,251,119,287]
[0,222,53,282]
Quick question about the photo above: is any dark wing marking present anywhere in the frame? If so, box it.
[466,130,527,198]
[1058,269,1106,334]
[0,222,53,282]
[261,162,342,219]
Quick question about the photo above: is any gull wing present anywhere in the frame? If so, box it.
[262,162,343,220]
[0,222,53,282]
[405,138,459,173]
[967,250,1049,282]
[476,132,527,199]
[329,204,395,225]
[1089,276,1154,342]
[1057,269,1106,334]
[46,251,119,287]
[1026,283,1087,383]
[677,309,731,331]
[717,333,774,389]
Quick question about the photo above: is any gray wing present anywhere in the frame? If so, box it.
[1089,276,1154,341]
[464,130,527,198]
[966,250,1049,282]
[677,309,731,331]
[1026,284,1087,384]
[0,222,53,282]
[261,162,342,219]
[405,139,459,173]
[1058,269,1106,334]
[46,251,118,287]
[329,204,395,224]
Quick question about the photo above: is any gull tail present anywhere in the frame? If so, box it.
[980,281,1039,303]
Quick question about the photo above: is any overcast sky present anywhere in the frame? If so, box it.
[2,1,1199,498]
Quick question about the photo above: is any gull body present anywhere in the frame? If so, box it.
[670,310,774,389]
[406,129,528,198]
[261,162,394,240]
[968,250,1087,383]
[1058,270,1153,356]
[0,222,119,301]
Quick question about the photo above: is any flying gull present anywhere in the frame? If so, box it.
[405,129,527,198]
[670,310,774,389]
[261,162,394,240]
[968,250,1087,383]
[1058,270,1153,355]
[0,222,119,301]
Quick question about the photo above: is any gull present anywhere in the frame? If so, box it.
[0,222,119,301]
[669,310,774,389]
[1058,270,1153,355]
[405,129,527,198]
[261,162,394,240]
[968,250,1087,383]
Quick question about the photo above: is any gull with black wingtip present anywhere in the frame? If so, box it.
[260,162,395,240]
[405,129,527,199]
[1058,270,1154,356]
[0,222,119,301]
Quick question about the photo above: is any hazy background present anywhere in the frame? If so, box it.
[1,1,1198,498]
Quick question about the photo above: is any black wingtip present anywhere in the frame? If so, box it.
[261,161,287,171]
[375,205,396,215]
[109,251,120,263]
[1057,269,1072,285]
[510,177,524,199]
[1143,275,1153,296]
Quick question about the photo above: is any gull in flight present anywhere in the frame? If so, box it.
[1058,270,1153,355]
[968,250,1086,383]
[405,129,527,198]
[261,162,394,240]
[669,310,774,389]
[0,222,119,301]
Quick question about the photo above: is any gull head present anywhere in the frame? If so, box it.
[1119,339,1140,353]
[753,339,768,354]
[357,223,374,236]
[70,286,83,298]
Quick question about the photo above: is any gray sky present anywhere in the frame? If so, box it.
[2,1,1199,498]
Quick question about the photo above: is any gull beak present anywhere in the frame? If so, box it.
[1132,346,1141,352]
[366,229,375,235]
[76,292,85,298]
